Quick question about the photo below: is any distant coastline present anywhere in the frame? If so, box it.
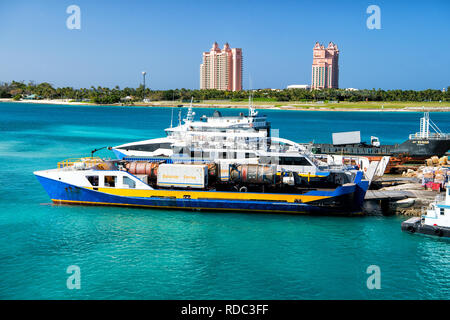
[1,98,450,112]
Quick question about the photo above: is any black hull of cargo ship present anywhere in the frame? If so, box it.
[395,138,450,157]
[312,138,450,158]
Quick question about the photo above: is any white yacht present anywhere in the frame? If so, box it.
[112,99,329,173]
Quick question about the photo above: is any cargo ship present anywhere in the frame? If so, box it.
[34,157,369,215]
[311,113,450,171]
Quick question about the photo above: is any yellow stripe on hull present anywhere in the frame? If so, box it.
[85,187,329,203]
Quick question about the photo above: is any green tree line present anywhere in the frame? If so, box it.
[1,81,449,104]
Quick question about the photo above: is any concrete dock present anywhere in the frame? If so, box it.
[364,190,414,200]
[364,179,442,216]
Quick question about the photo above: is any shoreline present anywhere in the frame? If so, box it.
[1,98,450,112]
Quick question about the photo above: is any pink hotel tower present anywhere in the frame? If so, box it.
[200,42,243,91]
[311,42,339,89]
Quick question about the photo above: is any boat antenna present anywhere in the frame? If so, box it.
[248,75,257,117]
[170,92,175,128]
[185,97,195,122]
[248,91,257,117]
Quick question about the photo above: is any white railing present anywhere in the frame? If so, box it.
[409,132,449,140]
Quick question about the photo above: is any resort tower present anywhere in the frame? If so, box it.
[200,42,243,91]
[311,42,339,89]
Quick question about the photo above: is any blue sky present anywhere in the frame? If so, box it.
[0,0,448,90]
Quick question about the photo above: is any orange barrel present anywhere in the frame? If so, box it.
[146,162,159,180]
[126,162,159,180]
[125,161,135,173]
[230,164,277,184]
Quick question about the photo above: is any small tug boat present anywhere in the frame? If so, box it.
[401,185,450,238]
[34,157,369,215]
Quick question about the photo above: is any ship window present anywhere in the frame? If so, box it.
[86,175,99,187]
[125,142,171,152]
[279,156,311,166]
[260,156,277,164]
[104,175,117,187]
[123,176,136,189]
[440,208,445,215]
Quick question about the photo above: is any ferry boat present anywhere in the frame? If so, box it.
[401,186,450,238]
[34,98,371,215]
[34,157,369,215]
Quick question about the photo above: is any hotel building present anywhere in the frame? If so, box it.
[311,42,339,89]
[200,42,243,91]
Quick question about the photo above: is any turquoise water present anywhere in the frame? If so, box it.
[0,102,449,299]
